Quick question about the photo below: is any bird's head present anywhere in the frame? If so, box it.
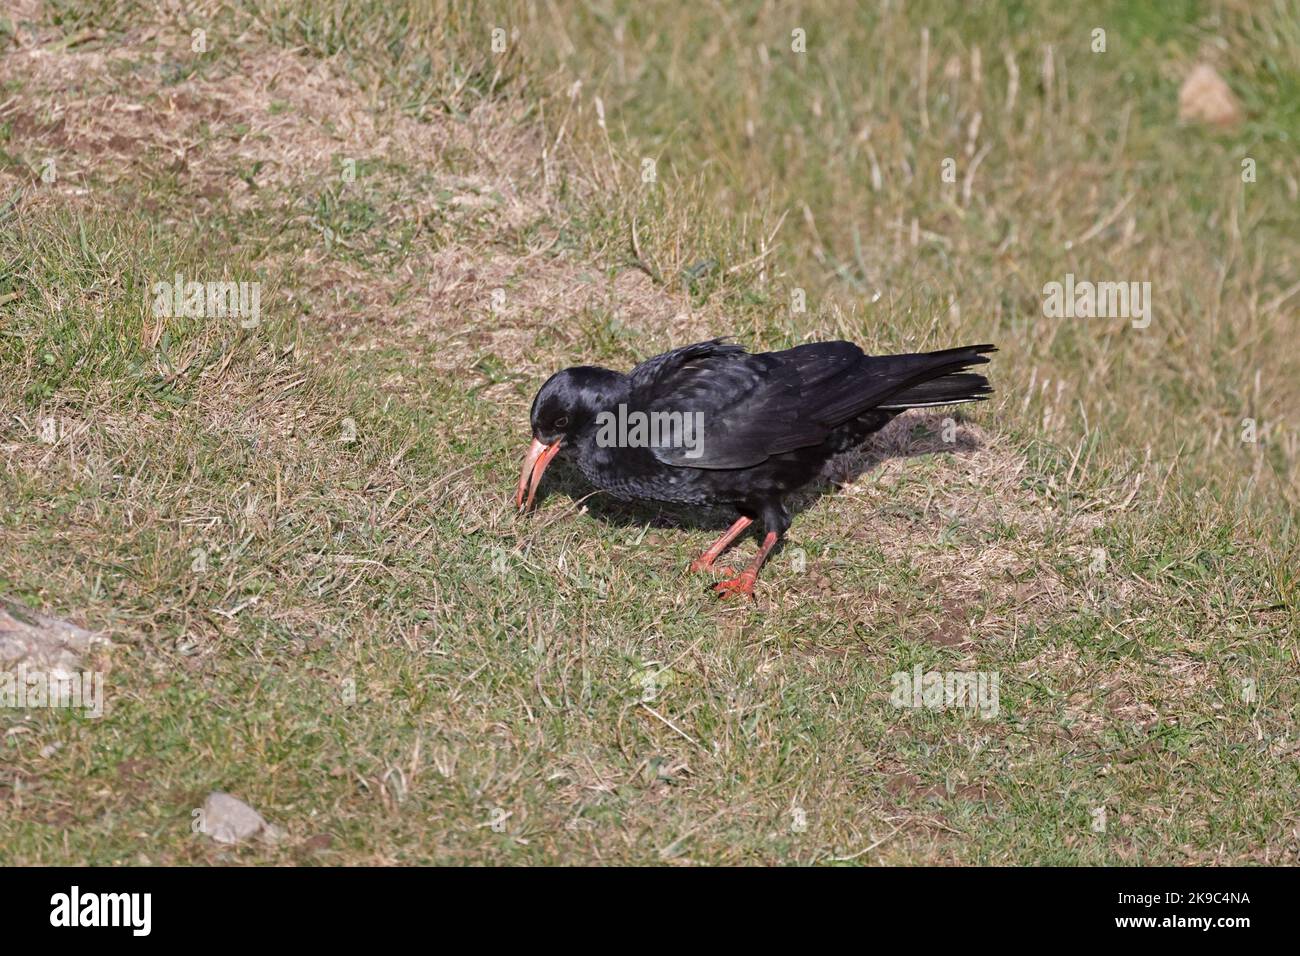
[515,365,625,512]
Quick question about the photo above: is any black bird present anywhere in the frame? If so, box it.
[516,338,995,599]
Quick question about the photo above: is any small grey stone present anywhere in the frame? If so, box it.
[202,792,283,845]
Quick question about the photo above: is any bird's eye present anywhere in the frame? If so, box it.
[554,416,569,428]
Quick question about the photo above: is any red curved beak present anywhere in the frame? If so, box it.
[515,437,562,512]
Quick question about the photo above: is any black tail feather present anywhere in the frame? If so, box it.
[873,344,996,410]
[877,372,993,409]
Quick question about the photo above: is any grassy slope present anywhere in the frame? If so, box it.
[0,0,1296,864]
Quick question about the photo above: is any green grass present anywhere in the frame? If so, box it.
[0,0,1296,864]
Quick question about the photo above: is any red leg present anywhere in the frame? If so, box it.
[689,516,753,574]
[713,531,779,600]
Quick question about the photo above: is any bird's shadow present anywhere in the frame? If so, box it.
[529,410,985,541]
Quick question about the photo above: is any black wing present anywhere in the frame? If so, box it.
[628,339,993,470]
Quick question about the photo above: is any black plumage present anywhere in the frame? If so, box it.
[516,338,995,598]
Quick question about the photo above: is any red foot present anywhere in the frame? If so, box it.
[690,559,735,576]
[713,571,757,600]
[688,517,753,576]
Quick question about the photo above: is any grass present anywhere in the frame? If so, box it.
[0,0,1296,864]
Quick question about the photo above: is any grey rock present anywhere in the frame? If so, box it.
[0,596,109,680]
[201,792,285,845]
